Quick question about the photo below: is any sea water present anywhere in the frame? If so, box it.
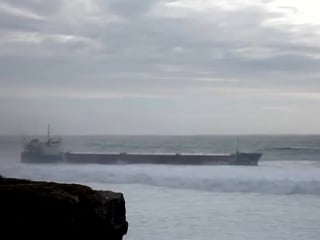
[1,135,320,240]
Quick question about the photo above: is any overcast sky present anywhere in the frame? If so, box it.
[1,0,320,135]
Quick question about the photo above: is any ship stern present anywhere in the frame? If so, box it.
[233,152,262,166]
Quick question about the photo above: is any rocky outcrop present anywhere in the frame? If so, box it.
[0,176,128,239]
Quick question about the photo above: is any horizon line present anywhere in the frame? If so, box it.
[2,133,320,137]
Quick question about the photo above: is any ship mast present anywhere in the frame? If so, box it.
[47,124,50,144]
[236,136,240,155]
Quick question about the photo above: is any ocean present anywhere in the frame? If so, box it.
[1,135,320,240]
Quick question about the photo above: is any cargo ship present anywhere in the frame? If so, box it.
[21,127,262,166]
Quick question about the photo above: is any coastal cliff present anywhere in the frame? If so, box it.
[0,176,128,239]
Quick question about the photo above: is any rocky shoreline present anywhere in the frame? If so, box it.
[0,176,128,239]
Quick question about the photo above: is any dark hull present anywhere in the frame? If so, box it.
[21,151,64,163]
[64,152,262,166]
[21,151,262,166]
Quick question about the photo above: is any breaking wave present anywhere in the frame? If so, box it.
[3,161,320,196]
[267,146,320,152]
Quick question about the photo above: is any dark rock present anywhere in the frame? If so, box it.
[0,177,128,239]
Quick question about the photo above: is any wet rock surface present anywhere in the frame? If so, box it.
[0,176,128,239]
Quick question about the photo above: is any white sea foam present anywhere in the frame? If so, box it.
[2,160,320,195]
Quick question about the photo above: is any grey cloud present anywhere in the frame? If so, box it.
[99,0,160,18]
[4,0,320,134]
[0,11,46,32]
[1,0,62,17]
[1,0,320,97]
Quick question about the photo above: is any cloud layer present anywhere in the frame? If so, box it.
[1,0,320,134]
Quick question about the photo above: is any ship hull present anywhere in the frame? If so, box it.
[21,151,64,163]
[64,152,262,166]
[21,151,262,166]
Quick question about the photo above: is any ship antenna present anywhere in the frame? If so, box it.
[47,124,50,144]
[236,136,240,155]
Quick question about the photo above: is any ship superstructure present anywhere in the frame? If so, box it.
[21,125,64,163]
